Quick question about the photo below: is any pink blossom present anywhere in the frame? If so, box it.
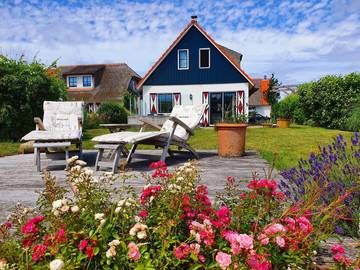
[78,239,88,251]
[174,243,190,259]
[32,244,47,262]
[258,234,269,245]
[223,231,253,255]
[199,254,205,263]
[138,210,148,218]
[128,242,141,261]
[331,244,345,254]
[263,223,286,235]
[275,236,286,248]
[333,253,352,267]
[215,251,232,270]
[246,253,272,270]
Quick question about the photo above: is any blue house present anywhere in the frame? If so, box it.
[137,17,255,126]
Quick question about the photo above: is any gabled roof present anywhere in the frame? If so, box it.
[59,63,141,103]
[137,19,254,88]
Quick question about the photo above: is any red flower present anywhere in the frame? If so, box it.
[78,239,88,251]
[331,244,345,254]
[32,244,47,262]
[140,185,162,205]
[138,210,148,218]
[3,221,12,228]
[85,245,94,259]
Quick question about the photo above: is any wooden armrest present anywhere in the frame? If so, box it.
[169,116,194,136]
[138,118,162,130]
[34,117,46,131]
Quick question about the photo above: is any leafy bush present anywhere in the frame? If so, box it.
[83,111,101,130]
[0,158,358,269]
[298,73,360,130]
[346,97,360,131]
[272,94,301,121]
[280,133,360,237]
[97,102,128,124]
[0,56,67,141]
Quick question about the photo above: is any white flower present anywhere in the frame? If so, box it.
[115,207,121,214]
[53,210,60,217]
[50,259,64,270]
[313,250,317,255]
[185,168,193,173]
[95,213,105,220]
[184,162,191,167]
[118,200,126,207]
[177,177,184,181]
[129,227,137,236]
[137,230,147,239]
[71,205,79,213]
[61,198,68,205]
[134,216,141,223]
[99,219,106,227]
[60,205,69,213]
[52,199,62,210]
[75,160,87,166]
[149,196,155,203]
[106,246,117,258]
[67,156,78,164]
[109,240,120,247]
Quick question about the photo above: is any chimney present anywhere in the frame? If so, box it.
[191,15,198,22]
[264,75,267,80]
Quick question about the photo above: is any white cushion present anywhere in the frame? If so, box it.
[92,131,168,144]
[21,130,82,141]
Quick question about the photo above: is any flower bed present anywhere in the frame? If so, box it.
[0,156,359,269]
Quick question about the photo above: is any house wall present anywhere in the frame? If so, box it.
[144,26,249,85]
[142,82,249,116]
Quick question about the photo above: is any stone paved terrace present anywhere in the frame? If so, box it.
[0,149,280,220]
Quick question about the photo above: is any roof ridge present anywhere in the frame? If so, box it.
[59,63,126,68]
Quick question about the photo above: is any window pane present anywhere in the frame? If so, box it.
[178,50,188,69]
[224,92,236,118]
[69,77,77,87]
[158,94,173,113]
[200,49,209,68]
[83,76,92,87]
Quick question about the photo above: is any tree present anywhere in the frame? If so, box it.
[267,73,281,106]
[0,56,67,141]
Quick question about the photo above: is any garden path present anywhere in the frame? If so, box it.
[0,150,280,220]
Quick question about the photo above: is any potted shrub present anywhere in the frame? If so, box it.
[273,101,292,128]
[215,114,248,157]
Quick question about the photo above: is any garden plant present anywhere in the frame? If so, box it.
[0,147,359,269]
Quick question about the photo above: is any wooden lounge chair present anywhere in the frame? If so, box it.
[21,101,84,171]
[92,104,208,172]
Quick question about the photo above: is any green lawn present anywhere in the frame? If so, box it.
[0,125,353,170]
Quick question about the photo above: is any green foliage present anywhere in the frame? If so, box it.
[346,96,360,131]
[298,73,360,130]
[97,102,128,124]
[222,113,247,124]
[272,94,301,120]
[0,56,67,141]
[267,73,281,106]
[83,111,101,130]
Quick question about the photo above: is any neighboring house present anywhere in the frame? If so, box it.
[136,17,255,126]
[249,77,271,117]
[59,63,141,112]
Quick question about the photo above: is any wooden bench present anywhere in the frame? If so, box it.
[33,142,71,172]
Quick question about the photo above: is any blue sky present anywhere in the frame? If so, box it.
[0,0,359,84]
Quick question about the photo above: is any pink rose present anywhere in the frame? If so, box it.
[331,244,345,254]
[263,223,286,235]
[258,234,269,245]
[216,251,232,270]
[275,236,285,248]
[128,242,141,261]
[78,239,88,251]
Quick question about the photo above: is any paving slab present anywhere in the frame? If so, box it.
[0,150,281,221]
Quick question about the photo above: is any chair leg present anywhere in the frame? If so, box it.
[34,147,38,165]
[112,148,121,174]
[95,148,104,171]
[182,143,199,159]
[78,142,83,160]
[65,147,69,169]
[126,144,137,164]
[36,148,41,172]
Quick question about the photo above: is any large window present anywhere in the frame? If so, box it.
[83,75,92,87]
[68,76,77,87]
[199,48,210,68]
[178,49,189,70]
[158,94,173,113]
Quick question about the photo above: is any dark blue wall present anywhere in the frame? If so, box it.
[144,26,249,85]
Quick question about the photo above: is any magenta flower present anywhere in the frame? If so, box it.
[331,244,345,254]
[128,242,141,261]
[275,236,285,248]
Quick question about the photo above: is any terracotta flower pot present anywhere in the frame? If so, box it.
[215,123,248,157]
[277,119,290,128]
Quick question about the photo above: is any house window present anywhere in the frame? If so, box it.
[83,75,92,87]
[158,93,173,113]
[199,48,210,68]
[178,49,189,70]
[68,76,77,87]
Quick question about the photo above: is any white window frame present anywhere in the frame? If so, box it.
[177,49,189,70]
[199,48,210,69]
[157,93,174,114]
[68,76,77,88]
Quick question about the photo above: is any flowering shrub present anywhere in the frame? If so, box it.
[0,157,358,269]
[280,133,360,237]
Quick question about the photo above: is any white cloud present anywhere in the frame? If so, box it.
[0,0,359,84]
